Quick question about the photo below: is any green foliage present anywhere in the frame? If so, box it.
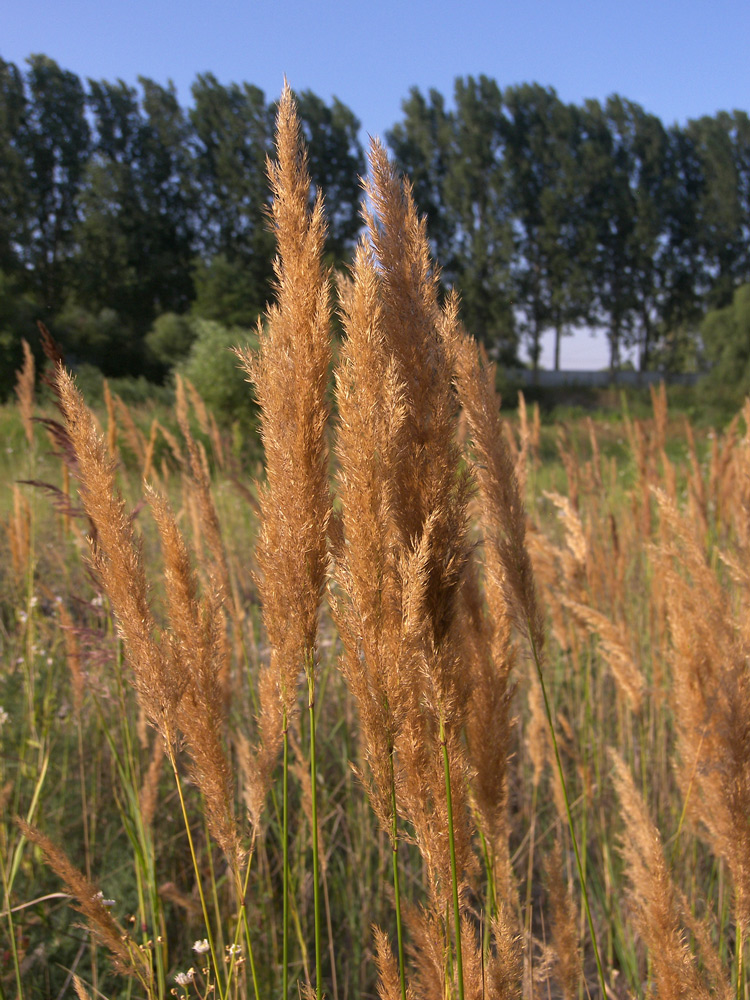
[2,54,750,379]
[177,318,258,426]
[55,301,137,375]
[191,254,268,328]
[0,269,43,401]
[702,283,750,400]
[145,311,196,367]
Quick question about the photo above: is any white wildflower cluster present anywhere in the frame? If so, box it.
[174,968,195,986]
[193,938,210,955]
[0,707,8,728]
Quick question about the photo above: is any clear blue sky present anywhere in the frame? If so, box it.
[4,0,749,368]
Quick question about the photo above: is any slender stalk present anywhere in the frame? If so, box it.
[283,709,290,1000]
[389,757,407,1000]
[527,625,607,997]
[737,923,745,1000]
[307,658,324,1000]
[0,851,22,1000]
[226,851,260,1000]
[440,716,464,1000]
[170,756,225,1000]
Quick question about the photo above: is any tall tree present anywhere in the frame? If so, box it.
[688,111,750,308]
[389,78,517,361]
[20,55,90,313]
[387,86,455,263]
[502,84,588,371]
[579,97,673,371]
[445,76,515,360]
[0,58,29,279]
[71,77,194,372]
[189,73,273,325]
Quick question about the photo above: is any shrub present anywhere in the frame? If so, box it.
[177,318,258,428]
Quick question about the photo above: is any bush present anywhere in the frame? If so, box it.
[177,318,258,428]
[145,312,196,367]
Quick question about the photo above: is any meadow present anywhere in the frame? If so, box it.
[2,87,749,1000]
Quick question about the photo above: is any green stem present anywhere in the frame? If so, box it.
[737,922,744,1000]
[283,709,289,1000]
[226,851,260,1000]
[389,757,407,1000]
[440,716,464,1000]
[307,659,324,1000]
[171,755,225,1000]
[0,850,22,1000]
[527,626,607,998]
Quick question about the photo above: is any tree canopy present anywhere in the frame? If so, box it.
[1,55,749,397]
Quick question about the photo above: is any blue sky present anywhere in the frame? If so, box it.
[4,0,749,368]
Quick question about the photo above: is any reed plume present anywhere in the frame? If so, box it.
[236,81,333,1000]
[655,487,750,947]
[17,819,153,989]
[55,367,239,863]
[610,751,725,1000]
[14,338,35,447]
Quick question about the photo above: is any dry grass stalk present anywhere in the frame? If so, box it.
[235,85,333,999]
[15,338,35,446]
[444,325,542,657]
[173,373,237,671]
[460,559,516,907]
[146,486,238,861]
[142,417,159,483]
[72,975,93,1000]
[358,149,475,899]
[56,367,183,750]
[610,751,724,1000]
[544,840,581,1000]
[17,819,153,989]
[332,238,409,836]
[655,487,750,935]
[57,599,85,717]
[236,81,332,737]
[56,367,238,861]
[562,599,645,712]
[139,733,165,831]
[114,395,146,467]
[8,484,31,586]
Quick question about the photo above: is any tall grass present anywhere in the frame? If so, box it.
[3,86,750,1000]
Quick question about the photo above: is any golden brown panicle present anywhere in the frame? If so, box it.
[14,338,35,446]
[610,751,724,1000]
[17,819,153,988]
[236,80,332,792]
[56,366,184,750]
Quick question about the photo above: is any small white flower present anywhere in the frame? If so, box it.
[227,943,241,956]
[193,938,210,955]
[0,707,9,727]
[175,968,195,986]
[94,890,116,907]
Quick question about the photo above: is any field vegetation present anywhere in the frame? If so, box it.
[3,88,750,1000]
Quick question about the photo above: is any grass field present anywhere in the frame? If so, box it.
[2,88,749,1000]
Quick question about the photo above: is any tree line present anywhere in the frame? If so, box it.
[1,56,749,399]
